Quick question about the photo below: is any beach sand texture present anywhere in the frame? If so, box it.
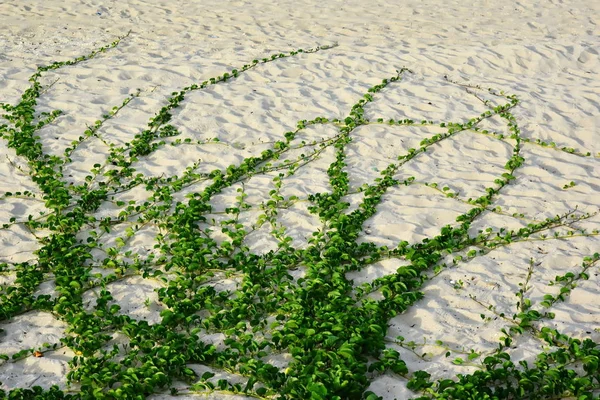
[0,0,599,398]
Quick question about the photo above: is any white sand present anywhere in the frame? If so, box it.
[0,0,599,398]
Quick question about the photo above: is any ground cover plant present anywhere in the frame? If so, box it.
[0,33,599,399]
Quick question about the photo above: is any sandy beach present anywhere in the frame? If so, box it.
[0,0,599,398]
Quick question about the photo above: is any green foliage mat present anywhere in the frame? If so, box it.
[0,33,599,400]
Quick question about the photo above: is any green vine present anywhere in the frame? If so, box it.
[0,33,598,400]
